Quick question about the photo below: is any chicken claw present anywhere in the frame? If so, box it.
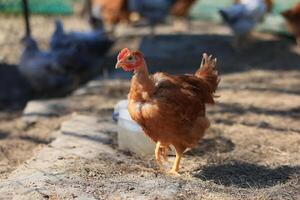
[168,169,180,176]
[167,148,184,176]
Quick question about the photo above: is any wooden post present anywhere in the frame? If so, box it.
[22,0,31,37]
[87,0,92,18]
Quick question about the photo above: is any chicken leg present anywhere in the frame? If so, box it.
[155,141,162,164]
[168,146,186,175]
[155,142,170,163]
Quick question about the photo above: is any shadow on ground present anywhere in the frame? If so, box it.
[0,131,9,140]
[211,102,300,120]
[192,160,300,188]
[187,136,235,156]
[18,135,53,145]
[210,102,300,133]
[62,131,112,144]
[221,85,300,96]
[214,117,300,134]
[139,34,300,74]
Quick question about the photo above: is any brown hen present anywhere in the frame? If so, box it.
[115,48,220,175]
[91,0,130,26]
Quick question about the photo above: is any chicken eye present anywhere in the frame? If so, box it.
[127,56,133,61]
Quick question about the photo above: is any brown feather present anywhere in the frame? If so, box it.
[195,54,220,100]
[91,0,129,25]
[170,0,196,17]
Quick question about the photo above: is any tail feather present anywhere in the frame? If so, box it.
[195,53,220,95]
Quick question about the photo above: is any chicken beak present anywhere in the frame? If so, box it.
[115,62,122,69]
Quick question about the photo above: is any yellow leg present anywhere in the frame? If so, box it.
[168,151,183,176]
[155,141,162,164]
[155,142,170,162]
[161,146,169,162]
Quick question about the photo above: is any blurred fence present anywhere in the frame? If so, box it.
[0,0,78,15]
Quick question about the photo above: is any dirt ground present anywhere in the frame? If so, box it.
[0,14,299,199]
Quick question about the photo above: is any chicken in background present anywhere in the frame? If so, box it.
[86,0,130,33]
[50,19,113,78]
[115,48,220,175]
[281,3,300,46]
[128,0,175,35]
[81,0,105,31]
[219,0,273,49]
[170,0,196,31]
[19,37,73,94]
[263,0,273,13]
[18,0,73,94]
[20,12,112,94]
[234,0,273,12]
[50,19,113,57]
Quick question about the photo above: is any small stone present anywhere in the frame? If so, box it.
[57,156,64,160]
[129,187,135,191]
[257,121,270,128]
[116,161,124,164]
[22,99,69,123]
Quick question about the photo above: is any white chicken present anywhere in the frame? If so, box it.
[219,0,270,48]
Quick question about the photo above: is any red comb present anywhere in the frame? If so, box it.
[117,48,130,61]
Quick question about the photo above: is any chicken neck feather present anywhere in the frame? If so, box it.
[129,58,155,101]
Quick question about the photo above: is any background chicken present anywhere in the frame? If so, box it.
[170,0,195,17]
[234,0,273,11]
[50,19,113,78]
[281,3,300,46]
[87,0,130,32]
[128,0,174,35]
[19,0,112,94]
[18,0,73,94]
[115,48,220,174]
[19,37,73,94]
[170,0,196,31]
[219,0,273,48]
[50,19,113,57]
